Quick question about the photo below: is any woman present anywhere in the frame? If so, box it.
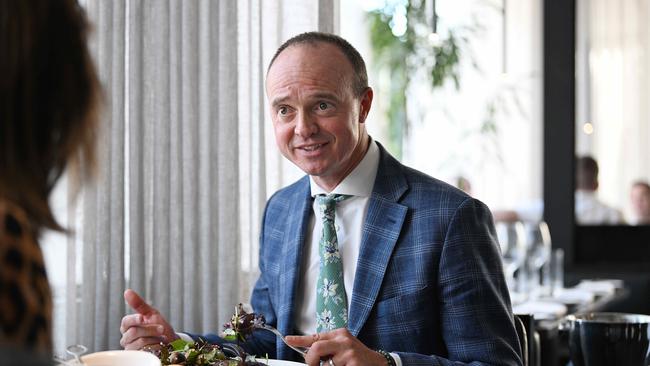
[0,0,101,356]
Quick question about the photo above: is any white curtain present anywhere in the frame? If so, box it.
[576,0,650,217]
[44,0,339,356]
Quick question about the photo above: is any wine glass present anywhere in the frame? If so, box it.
[523,221,552,299]
[494,221,527,297]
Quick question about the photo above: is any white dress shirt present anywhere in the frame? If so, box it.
[295,140,402,366]
[293,140,402,365]
[575,190,624,225]
[294,140,380,335]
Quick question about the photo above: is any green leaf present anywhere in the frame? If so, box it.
[223,328,237,341]
[170,338,191,351]
[186,349,199,364]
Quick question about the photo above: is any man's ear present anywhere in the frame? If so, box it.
[359,87,374,123]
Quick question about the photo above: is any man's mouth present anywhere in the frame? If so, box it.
[298,143,326,152]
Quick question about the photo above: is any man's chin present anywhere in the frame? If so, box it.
[288,157,324,173]
[293,162,330,177]
[300,166,326,176]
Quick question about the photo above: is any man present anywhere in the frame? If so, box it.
[575,156,623,225]
[630,181,650,225]
[120,32,522,366]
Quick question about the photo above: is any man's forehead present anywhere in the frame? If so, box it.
[268,42,348,75]
[266,43,353,98]
[634,184,650,194]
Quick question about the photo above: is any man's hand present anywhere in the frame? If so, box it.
[119,289,179,350]
[285,328,387,366]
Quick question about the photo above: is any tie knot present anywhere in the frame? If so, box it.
[317,194,351,211]
[317,194,350,220]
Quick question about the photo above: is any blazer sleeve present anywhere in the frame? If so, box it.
[396,197,523,366]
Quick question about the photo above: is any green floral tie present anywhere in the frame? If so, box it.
[316,194,350,333]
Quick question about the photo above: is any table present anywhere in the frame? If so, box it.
[512,280,629,366]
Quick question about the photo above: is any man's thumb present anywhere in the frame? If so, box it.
[124,288,155,316]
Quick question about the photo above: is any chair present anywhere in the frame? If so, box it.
[514,314,541,366]
[514,314,529,366]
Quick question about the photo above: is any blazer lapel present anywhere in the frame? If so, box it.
[348,144,409,337]
[277,178,312,359]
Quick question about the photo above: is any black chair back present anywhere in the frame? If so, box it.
[514,314,530,366]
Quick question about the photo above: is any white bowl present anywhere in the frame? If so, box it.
[80,350,160,366]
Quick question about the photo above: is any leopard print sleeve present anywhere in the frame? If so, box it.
[0,200,53,353]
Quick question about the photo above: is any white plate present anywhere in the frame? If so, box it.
[512,300,568,320]
[576,279,622,296]
[81,350,160,366]
[552,287,595,305]
[258,360,306,366]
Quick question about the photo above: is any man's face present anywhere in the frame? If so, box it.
[266,43,373,191]
[631,185,650,217]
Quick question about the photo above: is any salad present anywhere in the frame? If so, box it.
[223,303,266,342]
[145,339,267,366]
[145,304,267,366]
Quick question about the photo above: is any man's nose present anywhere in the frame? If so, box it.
[294,112,318,137]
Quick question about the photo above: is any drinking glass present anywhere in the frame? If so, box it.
[495,221,527,295]
[550,248,565,296]
[523,221,552,299]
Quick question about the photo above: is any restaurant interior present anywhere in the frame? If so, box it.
[2,0,649,365]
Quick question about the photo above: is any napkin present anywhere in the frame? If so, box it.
[576,279,622,296]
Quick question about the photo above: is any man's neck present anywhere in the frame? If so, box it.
[313,136,371,192]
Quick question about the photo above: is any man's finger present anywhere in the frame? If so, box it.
[121,324,165,346]
[122,336,165,351]
[124,289,155,316]
[119,314,144,334]
[286,334,319,347]
[304,338,340,366]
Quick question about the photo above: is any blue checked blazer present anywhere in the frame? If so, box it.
[201,143,522,365]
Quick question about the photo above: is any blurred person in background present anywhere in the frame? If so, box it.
[575,156,624,225]
[492,156,625,226]
[0,0,100,361]
[630,181,650,225]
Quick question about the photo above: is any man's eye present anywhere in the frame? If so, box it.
[318,102,329,110]
[279,106,288,115]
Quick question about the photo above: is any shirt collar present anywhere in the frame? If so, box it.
[310,139,380,198]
